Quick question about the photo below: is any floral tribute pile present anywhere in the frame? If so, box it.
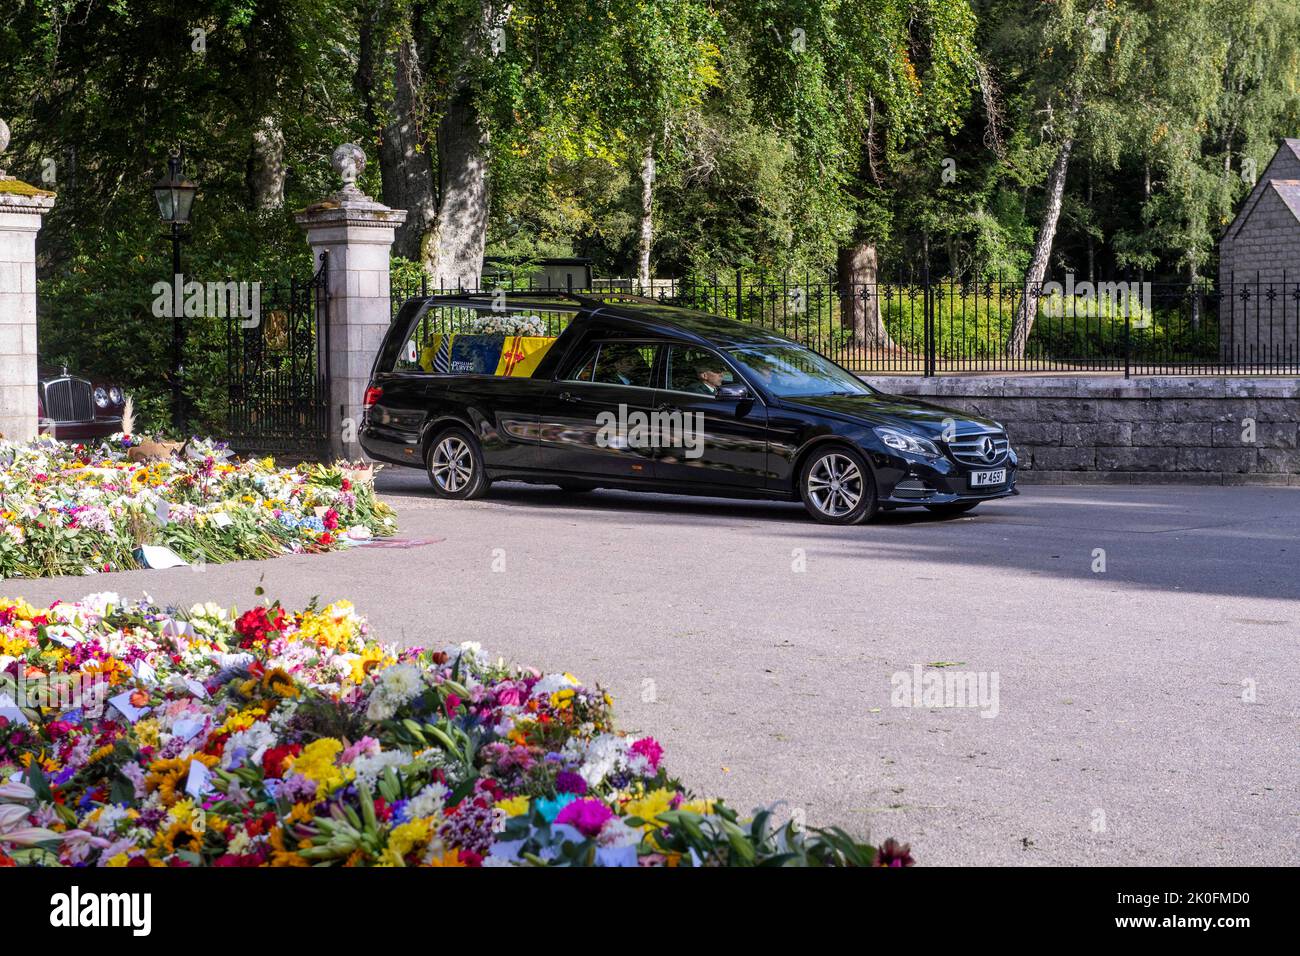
[0,594,909,867]
[0,437,395,578]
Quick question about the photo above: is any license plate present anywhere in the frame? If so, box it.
[969,469,1006,488]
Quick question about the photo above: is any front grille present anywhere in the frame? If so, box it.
[43,377,94,423]
[947,430,1010,467]
[893,479,936,498]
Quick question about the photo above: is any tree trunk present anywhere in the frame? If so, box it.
[637,142,655,289]
[379,36,438,266]
[1006,135,1074,357]
[246,114,285,211]
[1222,116,1237,178]
[1188,259,1201,330]
[1139,162,1150,287]
[431,79,490,290]
[1086,161,1095,284]
[838,242,893,350]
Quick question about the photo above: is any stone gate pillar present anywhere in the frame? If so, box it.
[295,144,406,460]
[0,120,56,442]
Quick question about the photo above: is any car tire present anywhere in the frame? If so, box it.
[425,427,490,500]
[799,446,877,525]
[924,501,980,517]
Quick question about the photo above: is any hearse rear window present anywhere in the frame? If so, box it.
[389,305,576,375]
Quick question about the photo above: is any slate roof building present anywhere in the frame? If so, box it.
[1218,139,1300,363]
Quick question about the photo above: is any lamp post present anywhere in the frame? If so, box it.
[152,149,197,435]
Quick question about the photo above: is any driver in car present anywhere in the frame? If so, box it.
[685,357,727,395]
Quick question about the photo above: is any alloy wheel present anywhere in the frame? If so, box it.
[430,435,473,493]
[806,453,864,518]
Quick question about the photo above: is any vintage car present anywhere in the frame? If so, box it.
[360,293,1019,525]
[38,366,129,440]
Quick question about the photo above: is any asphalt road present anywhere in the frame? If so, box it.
[6,473,1298,866]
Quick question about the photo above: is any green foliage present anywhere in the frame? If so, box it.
[3,0,354,432]
[1,0,1298,400]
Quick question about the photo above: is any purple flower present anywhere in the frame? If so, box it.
[279,773,318,803]
[874,838,915,867]
[554,771,588,795]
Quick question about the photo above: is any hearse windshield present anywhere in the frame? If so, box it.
[726,344,877,398]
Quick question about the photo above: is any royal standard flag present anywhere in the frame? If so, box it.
[493,336,556,377]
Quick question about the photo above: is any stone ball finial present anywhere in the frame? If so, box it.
[331,143,365,187]
[0,118,9,156]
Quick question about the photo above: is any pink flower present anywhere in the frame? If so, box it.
[340,736,380,763]
[630,736,664,770]
[494,684,525,707]
[554,798,615,838]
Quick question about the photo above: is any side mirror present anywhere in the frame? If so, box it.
[715,383,751,401]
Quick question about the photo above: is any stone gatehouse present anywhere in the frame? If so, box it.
[1217,139,1300,362]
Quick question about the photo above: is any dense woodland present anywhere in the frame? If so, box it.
[1,1,1298,425]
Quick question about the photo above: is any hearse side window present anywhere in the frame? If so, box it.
[565,344,600,382]
[563,342,658,387]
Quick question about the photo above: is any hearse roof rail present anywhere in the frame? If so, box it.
[405,290,672,308]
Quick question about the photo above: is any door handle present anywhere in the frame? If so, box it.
[558,391,582,403]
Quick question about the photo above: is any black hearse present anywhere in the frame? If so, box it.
[360,293,1017,524]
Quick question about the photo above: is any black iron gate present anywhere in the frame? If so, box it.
[225,254,330,456]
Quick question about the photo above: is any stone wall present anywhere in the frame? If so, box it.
[867,376,1300,485]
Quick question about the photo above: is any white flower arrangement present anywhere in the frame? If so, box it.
[365,663,426,720]
[460,312,548,336]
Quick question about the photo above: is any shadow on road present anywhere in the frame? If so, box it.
[379,472,962,525]
[376,472,1300,603]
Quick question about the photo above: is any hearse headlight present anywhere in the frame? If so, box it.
[109,386,124,405]
[875,426,941,459]
[93,386,110,409]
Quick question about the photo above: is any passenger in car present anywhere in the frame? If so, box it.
[606,349,653,387]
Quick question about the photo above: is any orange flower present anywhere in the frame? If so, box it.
[425,849,466,867]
